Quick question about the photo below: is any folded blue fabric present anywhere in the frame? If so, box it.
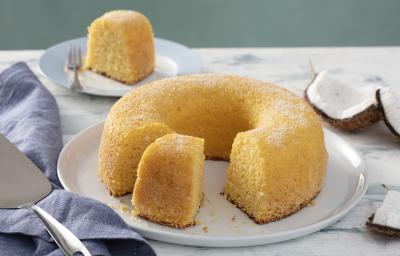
[0,62,156,256]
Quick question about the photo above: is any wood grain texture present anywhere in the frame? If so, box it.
[0,48,399,255]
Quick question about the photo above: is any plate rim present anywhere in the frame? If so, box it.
[38,37,202,97]
[58,121,368,247]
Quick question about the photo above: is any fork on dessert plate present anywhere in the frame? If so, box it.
[67,45,83,91]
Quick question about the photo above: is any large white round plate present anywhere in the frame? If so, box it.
[38,37,201,97]
[58,122,367,247]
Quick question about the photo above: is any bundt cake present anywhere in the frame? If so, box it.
[85,10,155,84]
[98,74,328,224]
[132,133,205,228]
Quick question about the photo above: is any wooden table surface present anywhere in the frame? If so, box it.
[1,47,399,255]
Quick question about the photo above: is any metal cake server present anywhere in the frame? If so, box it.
[0,134,91,256]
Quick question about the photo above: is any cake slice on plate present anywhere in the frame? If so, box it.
[132,133,205,228]
[85,10,155,84]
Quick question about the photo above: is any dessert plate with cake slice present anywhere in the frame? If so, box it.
[38,37,201,97]
[58,122,367,247]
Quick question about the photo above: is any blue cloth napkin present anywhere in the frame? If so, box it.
[0,62,156,256]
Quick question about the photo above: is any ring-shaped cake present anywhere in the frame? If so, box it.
[99,74,328,224]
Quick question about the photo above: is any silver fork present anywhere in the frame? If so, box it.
[67,45,83,91]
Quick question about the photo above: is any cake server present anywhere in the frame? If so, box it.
[0,134,91,256]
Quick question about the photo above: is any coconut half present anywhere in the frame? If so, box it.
[305,70,382,131]
[376,87,400,137]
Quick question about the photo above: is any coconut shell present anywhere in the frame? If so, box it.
[366,214,400,237]
[376,89,400,137]
[304,83,382,131]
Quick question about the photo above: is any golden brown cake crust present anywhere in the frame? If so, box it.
[205,155,229,161]
[135,194,204,229]
[87,67,151,85]
[135,213,196,229]
[136,193,204,229]
[224,189,321,224]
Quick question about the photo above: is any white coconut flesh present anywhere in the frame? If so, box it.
[373,191,400,229]
[307,70,378,120]
[378,87,400,136]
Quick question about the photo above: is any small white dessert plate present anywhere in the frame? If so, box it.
[38,37,202,97]
[58,122,367,247]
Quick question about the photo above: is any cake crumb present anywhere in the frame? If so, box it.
[119,204,129,213]
[202,226,208,233]
[231,215,236,222]
[308,200,316,206]
[220,192,229,200]
[200,196,208,207]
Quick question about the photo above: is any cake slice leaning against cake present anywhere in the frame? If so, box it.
[132,133,205,228]
[85,10,155,84]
